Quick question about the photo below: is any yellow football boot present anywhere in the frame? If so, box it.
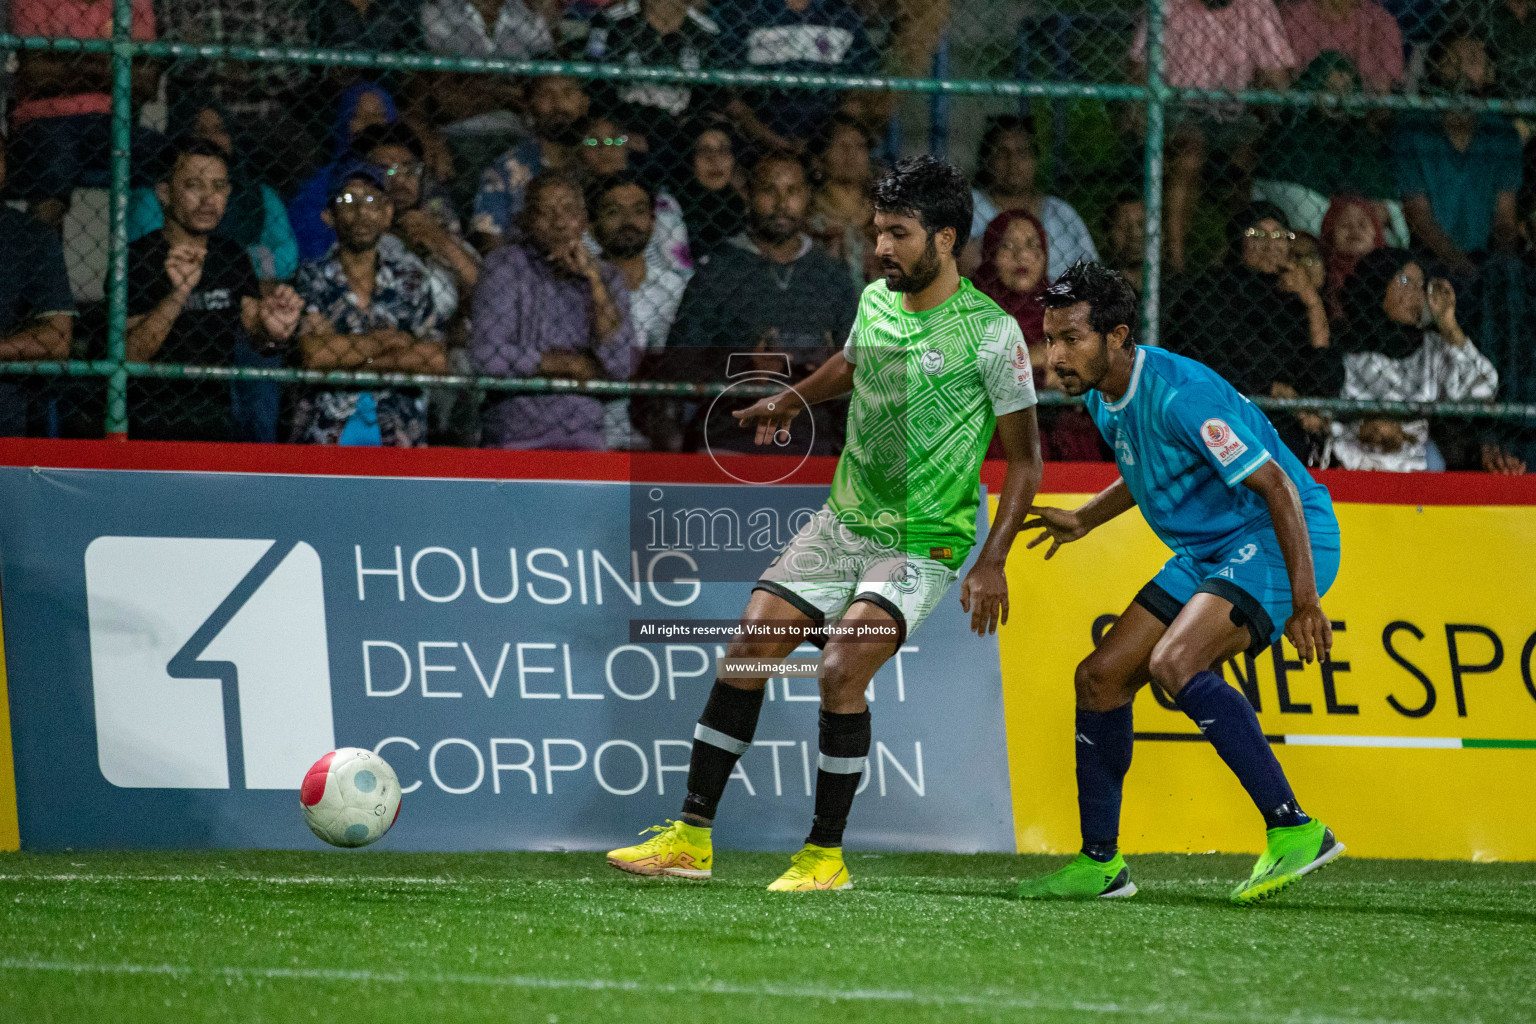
[767,843,853,891]
[606,820,713,879]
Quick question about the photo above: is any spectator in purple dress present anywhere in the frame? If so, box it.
[471,171,637,450]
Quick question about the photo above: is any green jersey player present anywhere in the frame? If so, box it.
[608,156,1046,890]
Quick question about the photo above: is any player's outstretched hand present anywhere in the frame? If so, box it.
[731,392,803,446]
[1285,599,1333,664]
[1021,505,1090,560]
[959,563,1008,637]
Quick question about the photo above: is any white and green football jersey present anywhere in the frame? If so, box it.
[828,277,1038,570]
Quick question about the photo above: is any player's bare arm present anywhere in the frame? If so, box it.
[959,407,1043,636]
[1022,477,1137,559]
[1241,460,1332,664]
[730,351,856,445]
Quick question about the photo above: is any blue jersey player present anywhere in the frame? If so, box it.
[1016,262,1344,905]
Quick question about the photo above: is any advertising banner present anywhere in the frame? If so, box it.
[1000,491,1536,861]
[0,603,14,852]
[0,464,1015,853]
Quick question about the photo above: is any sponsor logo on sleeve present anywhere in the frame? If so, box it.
[1010,341,1031,385]
[1201,418,1248,466]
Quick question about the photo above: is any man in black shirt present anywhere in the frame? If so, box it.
[0,132,74,435]
[125,138,302,441]
[584,0,724,166]
[668,152,857,357]
[663,151,858,454]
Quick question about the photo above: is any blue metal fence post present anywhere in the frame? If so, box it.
[928,34,950,157]
[105,0,133,438]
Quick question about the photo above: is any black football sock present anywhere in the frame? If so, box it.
[681,680,766,822]
[1076,703,1135,862]
[1174,671,1310,830]
[806,709,872,848]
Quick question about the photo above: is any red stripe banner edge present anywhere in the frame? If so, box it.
[0,438,1531,505]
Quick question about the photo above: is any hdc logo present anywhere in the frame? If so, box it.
[84,538,336,789]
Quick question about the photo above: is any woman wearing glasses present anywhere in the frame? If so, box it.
[1168,203,1344,462]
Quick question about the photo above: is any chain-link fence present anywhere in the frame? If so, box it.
[0,0,1533,470]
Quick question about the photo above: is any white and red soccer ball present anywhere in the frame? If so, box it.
[300,748,402,848]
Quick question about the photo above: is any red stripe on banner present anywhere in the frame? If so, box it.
[0,439,838,485]
[1304,468,1536,505]
[985,461,1536,505]
[0,439,1532,504]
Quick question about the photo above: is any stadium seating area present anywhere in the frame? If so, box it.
[1,0,1534,472]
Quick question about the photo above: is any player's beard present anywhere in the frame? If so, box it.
[1053,338,1112,396]
[883,235,942,293]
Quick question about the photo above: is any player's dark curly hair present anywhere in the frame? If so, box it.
[1041,260,1139,348]
[870,155,973,251]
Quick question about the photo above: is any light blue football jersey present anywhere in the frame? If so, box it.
[1083,346,1337,563]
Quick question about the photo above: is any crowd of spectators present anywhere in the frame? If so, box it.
[0,0,1532,473]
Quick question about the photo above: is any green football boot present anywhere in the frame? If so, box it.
[1232,819,1344,905]
[1014,852,1137,900]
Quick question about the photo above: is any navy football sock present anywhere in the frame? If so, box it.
[681,681,765,821]
[1076,703,1135,862]
[807,709,872,848]
[1174,671,1310,829]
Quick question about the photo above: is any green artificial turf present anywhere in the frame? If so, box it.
[0,850,1532,1024]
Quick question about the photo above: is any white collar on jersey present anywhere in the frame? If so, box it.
[1102,345,1146,412]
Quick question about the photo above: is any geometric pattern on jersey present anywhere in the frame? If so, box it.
[1083,345,1338,565]
[829,277,1036,570]
[757,507,960,643]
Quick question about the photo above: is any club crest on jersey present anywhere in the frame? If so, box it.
[920,348,945,375]
[1201,418,1247,466]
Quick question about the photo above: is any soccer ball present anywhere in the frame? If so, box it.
[300,748,402,848]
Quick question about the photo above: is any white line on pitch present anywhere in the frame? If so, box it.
[0,957,1439,1024]
[1283,735,1463,749]
[0,873,465,885]
[0,873,1518,889]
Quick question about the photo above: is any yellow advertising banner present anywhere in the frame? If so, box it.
[997,493,1536,862]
